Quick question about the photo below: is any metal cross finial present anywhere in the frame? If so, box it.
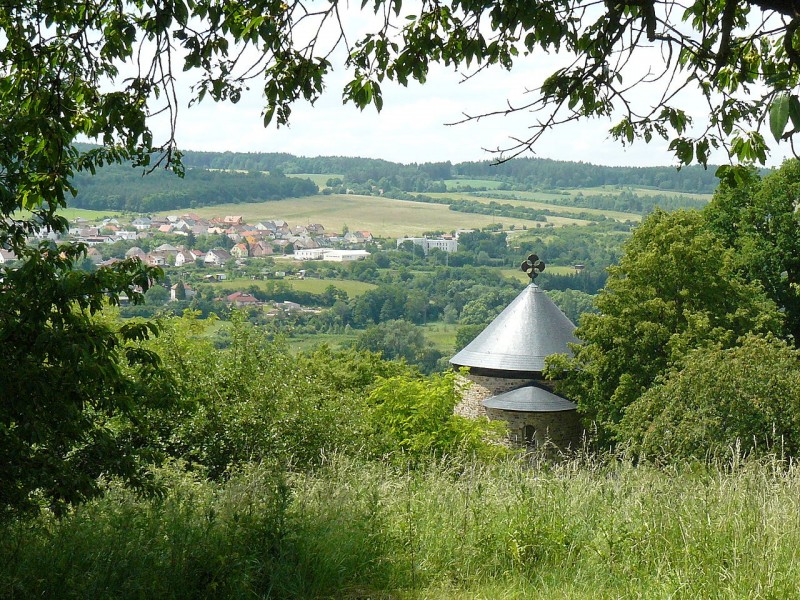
[521,253,546,281]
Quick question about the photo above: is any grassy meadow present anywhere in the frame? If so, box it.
[443,178,506,190]
[214,276,377,297]
[427,191,636,223]
[3,455,799,599]
[171,194,577,236]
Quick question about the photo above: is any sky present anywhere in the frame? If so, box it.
[171,64,663,167]
[144,9,793,170]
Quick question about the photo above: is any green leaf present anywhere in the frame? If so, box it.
[789,95,800,130]
[769,93,790,142]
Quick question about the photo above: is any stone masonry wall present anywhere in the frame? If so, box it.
[484,407,582,450]
[453,372,530,419]
[454,372,582,451]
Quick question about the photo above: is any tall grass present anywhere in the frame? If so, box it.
[2,455,800,598]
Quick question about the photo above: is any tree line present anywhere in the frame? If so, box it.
[180,150,721,194]
[70,163,318,212]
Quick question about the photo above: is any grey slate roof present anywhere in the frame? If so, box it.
[482,384,577,412]
[450,283,578,373]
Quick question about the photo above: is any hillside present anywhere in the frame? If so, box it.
[67,147,716,217]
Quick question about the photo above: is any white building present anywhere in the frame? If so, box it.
[396,236,458,254]
[294,248,371,262]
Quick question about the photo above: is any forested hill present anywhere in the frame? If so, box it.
[181,150,722,193]
[66,147,721,214]
[70,164,318,213]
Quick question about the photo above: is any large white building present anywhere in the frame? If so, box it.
[294,248,371,262]
[396,236,458,254]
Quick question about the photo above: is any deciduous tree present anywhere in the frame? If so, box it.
[619,334,800,459]
[704,159,800,343]
[548,210,782,445]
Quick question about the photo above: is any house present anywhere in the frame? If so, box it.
[86,247,104,264]
[226,291,260,307]
[174,249,206,266]
[153,243,179,255]
[145,253,167,266]
[250,242,274,257]
[291,235,319,250]
[131,217,152,230]
[230,243,249,259]
[255,221,278,233]
[204,247,232,266]
[223,215,244,225]
[0,249,17,264]
[125,246,147,260]
[344,230,373,244]
[276,300,303,312]
[113,230,138,241]
[170,282,197,301]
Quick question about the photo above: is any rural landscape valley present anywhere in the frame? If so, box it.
[6,0,800,596]
[5,151,800,599]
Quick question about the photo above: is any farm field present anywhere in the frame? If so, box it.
[428,191,641,222]
[561,184,713,200]
[173,194,569,236]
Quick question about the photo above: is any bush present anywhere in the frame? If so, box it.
[367,371,507,464]
[619,334,800,460]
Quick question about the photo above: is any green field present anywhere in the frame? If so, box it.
[421,322,459,354]
[175,194,565,237]
[443,178,505,190]
[6,457,800,599]
[207,276,377,297]
[24,207,125,222]
[288,331,357,352]
[561,184,713,201]
[428,191,640,223]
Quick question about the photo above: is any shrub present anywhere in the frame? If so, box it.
[619,334,800,460]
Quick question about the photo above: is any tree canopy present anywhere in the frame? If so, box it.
[548,209,782,445]
[1,0,798,213]
[4,0,800,513]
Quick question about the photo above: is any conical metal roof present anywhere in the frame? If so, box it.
[450,283,578,373]
[482,383,577,413]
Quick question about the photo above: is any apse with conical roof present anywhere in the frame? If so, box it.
[450,253,583,450]
[450,253,579,376]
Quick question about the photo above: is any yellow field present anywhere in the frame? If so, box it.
[174,194,576,237]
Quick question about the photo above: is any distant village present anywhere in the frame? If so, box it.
[0,213,460,269]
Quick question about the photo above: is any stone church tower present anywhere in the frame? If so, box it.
[450,255,583,450]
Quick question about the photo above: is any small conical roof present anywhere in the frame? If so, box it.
[450,283,578,374]
[482,383,576,413]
